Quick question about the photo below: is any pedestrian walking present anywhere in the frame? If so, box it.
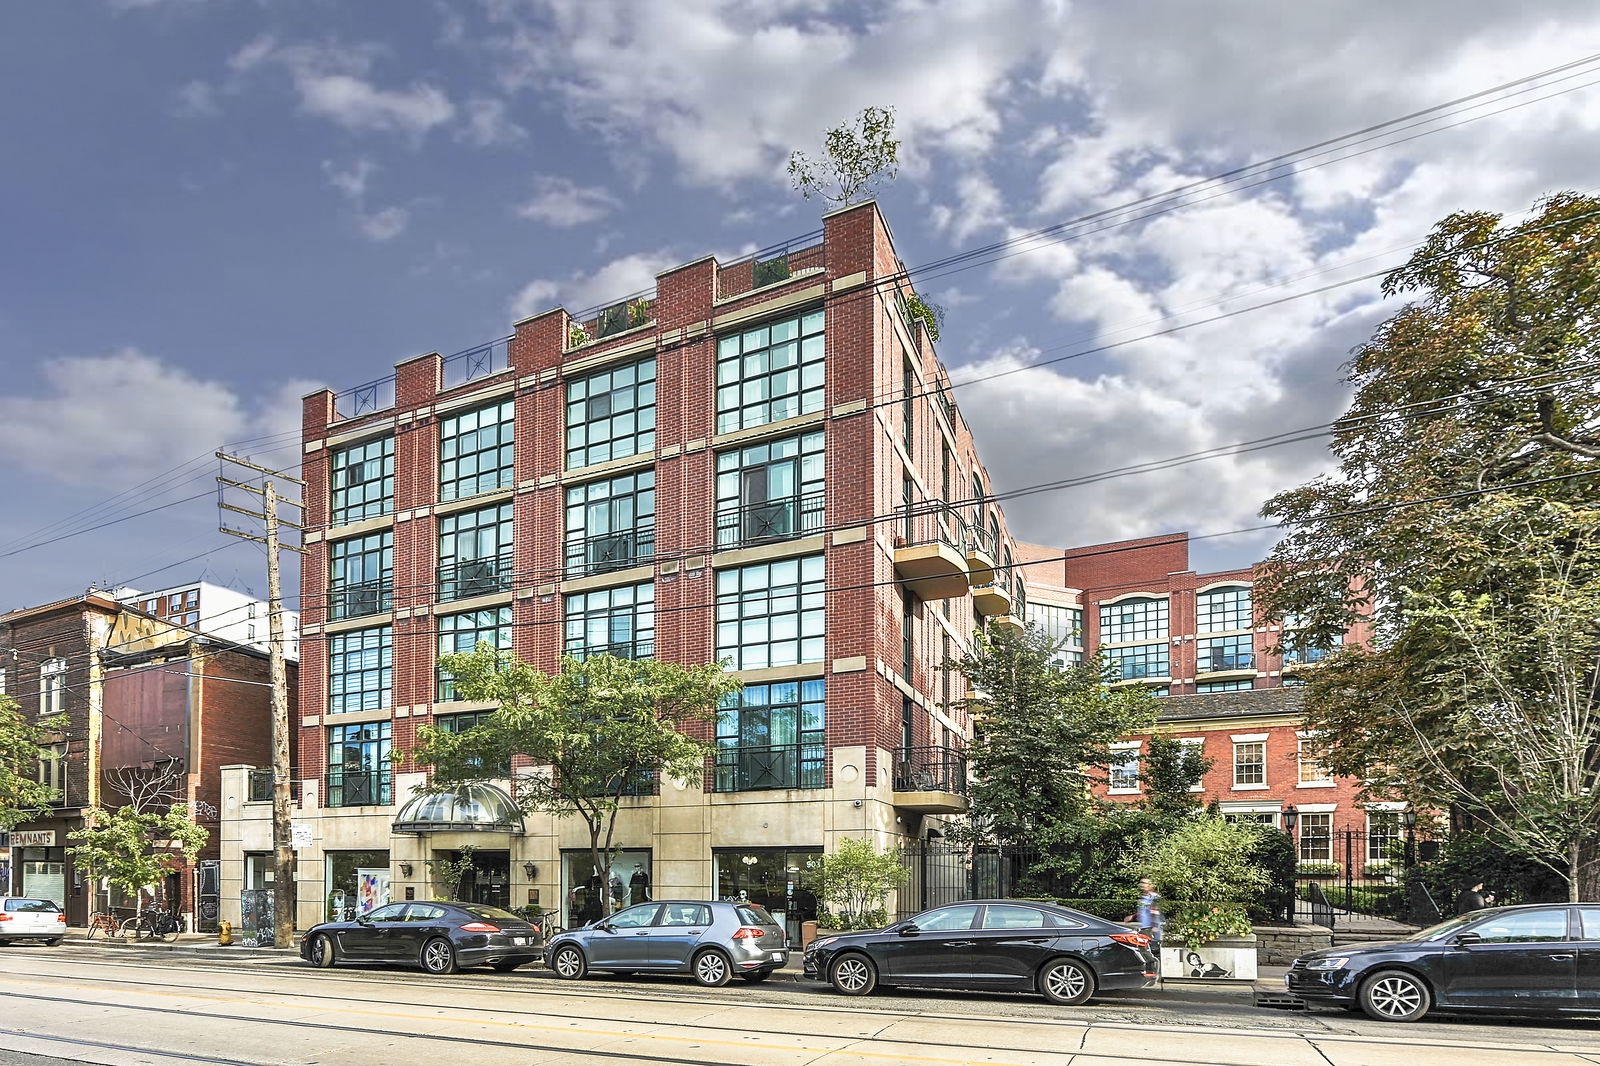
[1136,877,1164,949]
[1455,881,1487,914]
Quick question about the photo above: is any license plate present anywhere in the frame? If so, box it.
[770,952,785,962]
[512,937,527,946]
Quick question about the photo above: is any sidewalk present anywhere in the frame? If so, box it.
[60,927,293,959]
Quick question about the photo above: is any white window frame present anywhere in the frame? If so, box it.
[1220,801,1280,827]
[1108,742,1141,795]
[40,658,66,717]
[1231,733,1267,790]
[1297,809,1335,863]
[1179,737,1206,792]
[1296,730,1334,788]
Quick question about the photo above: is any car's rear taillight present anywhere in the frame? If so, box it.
[731,927,766,939]
[56,914,67,923]
[1110,932,1151,948]
[0,915,11,922]
[460,922,500,933]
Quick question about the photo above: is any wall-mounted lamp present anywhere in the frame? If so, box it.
[398,863,413,877]
[522,861,538,881]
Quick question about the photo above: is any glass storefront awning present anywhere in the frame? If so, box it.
[391,784,524,834]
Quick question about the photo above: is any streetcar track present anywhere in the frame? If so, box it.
[0,1028,258,1066]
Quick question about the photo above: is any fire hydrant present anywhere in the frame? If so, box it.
[218,921,233,946]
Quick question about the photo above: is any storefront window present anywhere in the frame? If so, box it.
[244,852,275,891]
[713,846,821,944]
[324,850,389,922]
[560,849,651,930]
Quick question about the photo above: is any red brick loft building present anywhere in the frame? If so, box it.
[1019,534,1397,870]
[235,201,1036,937]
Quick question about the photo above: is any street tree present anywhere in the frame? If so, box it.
[67,803,207,917]
[1138,734,1212,819]
[788,105,900,208]
[1256,191,1600,895]
[409,649,741,917]
[0,696,64,831]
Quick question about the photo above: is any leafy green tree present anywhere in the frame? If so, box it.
[1127,813,1270,908]
[67,804,207,916]
[1256,191,1600,895]
[0,696,64,831]
[813,838,907,930]
[1138,734,1211,818]
[788,105,900,208]
[945,623,1157,846]
[409,649,741,918]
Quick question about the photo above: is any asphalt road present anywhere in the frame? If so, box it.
[2,943,1600,1065]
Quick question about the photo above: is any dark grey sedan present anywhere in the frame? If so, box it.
[546,900,789,986]
[300,901,543,975]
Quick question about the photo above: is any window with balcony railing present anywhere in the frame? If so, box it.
[566,359,656,468]
[327,721,390,808]
[714,430,823,549]
[1196,634,1254,673]
[1196,584,1252,633]
[711,679,824,792]
[440,399,515,501]
[565,470,654,577]
[437,607,512,701]
[329,435,393,526]
[1283,639,1336,665]
[892,745,967,794]
[329,531,392,620]
[564,582,654,661]
[715,310,824,434]
[438,502,513,600]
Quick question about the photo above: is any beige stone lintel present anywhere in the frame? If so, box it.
[435,487,514,517]
[561,452,656,483]
[712,536,825,570]
[435,590,515,614]
[831,270,868,291]
[830,399,869,417]
[711,411,825,450]
[831,656,868,674]
[560,565,653,595]
[322,708,393,725]
[321,611,393,635]
[735,663,825,684]
[301,715,320,728]
[536,583,557,596]
[323,513,395,540]
[831,527,868,546]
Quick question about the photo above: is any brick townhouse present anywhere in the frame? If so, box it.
[1020,533,1399,872]
[226,200,1034,937]
[0,592,283,927]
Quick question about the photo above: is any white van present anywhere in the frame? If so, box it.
[0,897,67,945]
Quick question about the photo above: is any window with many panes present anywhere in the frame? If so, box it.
[1196,633,1254,673]
[1033,603,1083,663]
[1298,733,1333,785]
[438,503,513,600]
[437,608,512,701]
[715,310,825,434]
[1298,812,1333,862]
[1196,585,1252,632]
[713,679,825,791]
[565,471,654,577]
[40,658,65,717]
[1106,643,1168,681]
[715,556,825,671]
[1233,740,1266,787]
[435,710,508,776]
[328,531,392,621]
[1368,811,1401,862]
[330,436,394,526]
[566,359,656,468]
[714,430,824,549]
[564,582,654,660]
[440,400,515,501]
[1197,679,1253,692]
[1099,597,1168,644]
[1109,744,1140,792]
[327,721,390,807]
[328,626,391,713]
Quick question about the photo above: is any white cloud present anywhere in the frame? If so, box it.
[323,158,410,241]
[515,176,620,227]
[229,37,454,137]
[171,80,219,118]
[458,97,526,146]
[509,250,679,321]
[357,206,410,242]
[323,157,375,200]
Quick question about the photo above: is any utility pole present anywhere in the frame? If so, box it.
[217,452,305,949]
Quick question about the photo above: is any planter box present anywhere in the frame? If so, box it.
[1160,936,1258,981]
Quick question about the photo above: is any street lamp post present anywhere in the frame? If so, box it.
[1280,804,1299,924]
[1401,807,1418,869]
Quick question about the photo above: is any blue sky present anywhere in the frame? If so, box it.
[2,0,1599,611]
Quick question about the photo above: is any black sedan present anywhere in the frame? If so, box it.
[1286,902,1600,1021]
[803,899,1158,1005]
[300,901,543,975]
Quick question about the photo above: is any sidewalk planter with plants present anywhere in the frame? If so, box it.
[1159,905,1257,981]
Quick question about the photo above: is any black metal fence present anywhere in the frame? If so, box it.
[1293,829,1439,928]
[898,845,1072,917]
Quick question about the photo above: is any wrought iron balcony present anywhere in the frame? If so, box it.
[892,746,970,813]
[438,552,515,601]
[715,493,825,550]
[1283,645,1332,667]
[1112,658,1170,681]
[893,502,970,599]
[1197,651,1256,673]
[325,767,391,808]
[709,742,825,793]
[565,527,655,578]
[327,578,391,621]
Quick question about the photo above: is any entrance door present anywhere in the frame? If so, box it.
[456,850,510,909]
[713,847,820,945]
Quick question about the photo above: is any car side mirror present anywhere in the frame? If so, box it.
[597,922,616,933]
[898,923,920,937]
[1453,931,1481,947]
[354,915,372,925]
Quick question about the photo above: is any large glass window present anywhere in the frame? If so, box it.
[566,359,657,468]
[561,849,653,928]
[1109,745,1140,792]
[712,846,821,945]
[324,849,390,922]
[328,626,391,713]
[37,742,66,801]
[565,471,655,577]
[329,436,394,526]
[1298,733,1333,785]
[715,310,825,434]
[1196,633,1254,673]
[437,608,513,701]
[564,582,654,660]
[1106,643,1169,681]
[1233,740,1266,787]
[438,503,514,600]
[1197,679,1253,692]
[326,721,391,808]
[328,531,392,620]
[1099,597,1168,644]
[714,430,824,549]
[1033,604,1083,664]
[1297,812,1332,862]
[715,556,825,670]
[1196,585,1252,633]
[439,400,515,501]
[713,680,825,792]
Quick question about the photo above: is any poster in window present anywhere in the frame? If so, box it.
[356,869,391,914]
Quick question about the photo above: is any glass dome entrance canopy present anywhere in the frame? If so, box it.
[392,783,524,833]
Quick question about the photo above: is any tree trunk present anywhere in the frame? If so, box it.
[1576,837,1600,903]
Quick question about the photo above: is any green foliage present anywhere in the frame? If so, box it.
[946,623,1157,845]
[67,804,207,908]
[627,298,650,327]
[409,648,740,917]
[1296,862,1339,877]
[1168,904,1254,947]
[1139,735,1211,817]
[427,845,479,900]
[1127,813,1270,909]
[1298,883,1406,919]
[1407,831,1567,907]
[903,293,944,342]
[568,322,591,348]
[0,697,64,831]
[1243,823,1298,923]
[813,838,907,930]
[788,106,900,208]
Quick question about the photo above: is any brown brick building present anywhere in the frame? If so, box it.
[243,201,1032,936]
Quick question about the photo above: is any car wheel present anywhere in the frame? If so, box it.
[1038,957,1096,1006]
[740,969,773,983]
[43,938,63,947]
[692,949,733,987]
[551,945,587,980]
[491,960,524,973]
[1360,970,1431,1022]
[419,937,459,976]
[830,953,878,996]
[308,934,336,969]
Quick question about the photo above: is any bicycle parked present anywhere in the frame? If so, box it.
[117,908,180,943]
[84,911,122,940]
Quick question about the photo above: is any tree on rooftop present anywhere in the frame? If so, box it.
[788,105,900,208]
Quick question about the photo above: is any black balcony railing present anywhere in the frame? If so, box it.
[247,770,273,802]
[325,767,390,808]
[896,500,969,554]
[709,742,825,793]
[893,746,968,795]
[715,492,825,549]
[564,527,655,577]
[565,638,655,662]
[327,578,391,620]
[1197,651,1256,673]
[1114,657,1170,681]
[438,552,515,601]
[967,519,997,559]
